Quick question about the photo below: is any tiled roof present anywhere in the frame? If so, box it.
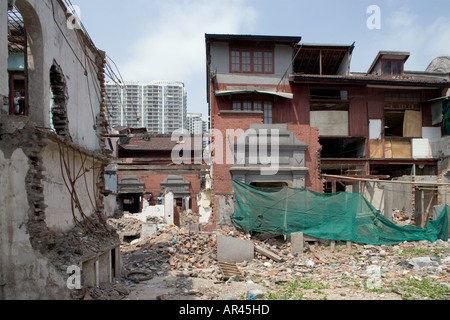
[119,135,201,151]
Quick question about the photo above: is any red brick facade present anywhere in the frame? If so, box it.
[208,109,323,226]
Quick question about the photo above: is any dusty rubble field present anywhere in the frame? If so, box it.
[89,217,450,301]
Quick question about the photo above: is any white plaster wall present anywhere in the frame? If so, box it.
[104,194,118,218]
[42,142,100,233]
[14,0,102,151]
[164,192,174,225]
[0,148,69,299]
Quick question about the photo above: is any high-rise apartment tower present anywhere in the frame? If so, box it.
[105,80,187,134]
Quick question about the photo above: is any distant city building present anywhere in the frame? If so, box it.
[187,112,207,135]
[105,80,187,134]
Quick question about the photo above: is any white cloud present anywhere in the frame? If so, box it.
[379,7,450,70]
[121,0,257,82]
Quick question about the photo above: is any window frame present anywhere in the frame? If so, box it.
[264,101,273,124]
[231,99,273,124]
[229,48,274,74]
[381,59,404,76]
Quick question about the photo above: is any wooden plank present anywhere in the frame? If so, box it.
[385,140,393,158]
[254,244,283,262]
[218,262,243,281]
[391,140,411,158]
[370,139,383,158]
[403,110,422,138]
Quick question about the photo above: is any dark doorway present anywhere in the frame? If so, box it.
[120,194,141,213]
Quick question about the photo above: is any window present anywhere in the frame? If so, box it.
[264,52,273,73]
[242,51,251,72]
[264,102,272,124]
[230,48,274,74]
[243,101,252,111]
[8,7,27,116]
[231,51,240,72]
[382,60,403,76]
[231,100,270,122]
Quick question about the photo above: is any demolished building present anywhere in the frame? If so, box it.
[104,127,210,227]
[1,0,120,299]
[205,34,450,231]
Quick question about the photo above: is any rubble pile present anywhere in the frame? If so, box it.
[238,239,450,299]
[120,225,221,281]
[108,217,142,241]
[392,209,413,226]
[109,216,449,300]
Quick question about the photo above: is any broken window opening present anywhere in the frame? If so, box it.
[384,92,422,139]
[384,111,404,137]
[7,6,27,116]
[320,138,366,159]
[50,62,71,138]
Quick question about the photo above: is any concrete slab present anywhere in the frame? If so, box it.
[291,232,304,255]
[141,223,158,239]
[217,235,254,263]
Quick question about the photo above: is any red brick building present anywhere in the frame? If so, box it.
[115,132,208,220]
[205,34,450,228]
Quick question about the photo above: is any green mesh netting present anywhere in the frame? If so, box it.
[231,179,449,245]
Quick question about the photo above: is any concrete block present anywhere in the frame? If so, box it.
[291,232,304,255]
[217,235,254,263]
[410,257,439,269]
[141,223,158,239]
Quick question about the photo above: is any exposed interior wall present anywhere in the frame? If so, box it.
[42,142,104,233]
[310,111,349,136]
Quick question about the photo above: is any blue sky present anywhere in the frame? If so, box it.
[73,0,450,118]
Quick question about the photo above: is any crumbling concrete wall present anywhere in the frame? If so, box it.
[0,0,117,300]
[0,147,70,299]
